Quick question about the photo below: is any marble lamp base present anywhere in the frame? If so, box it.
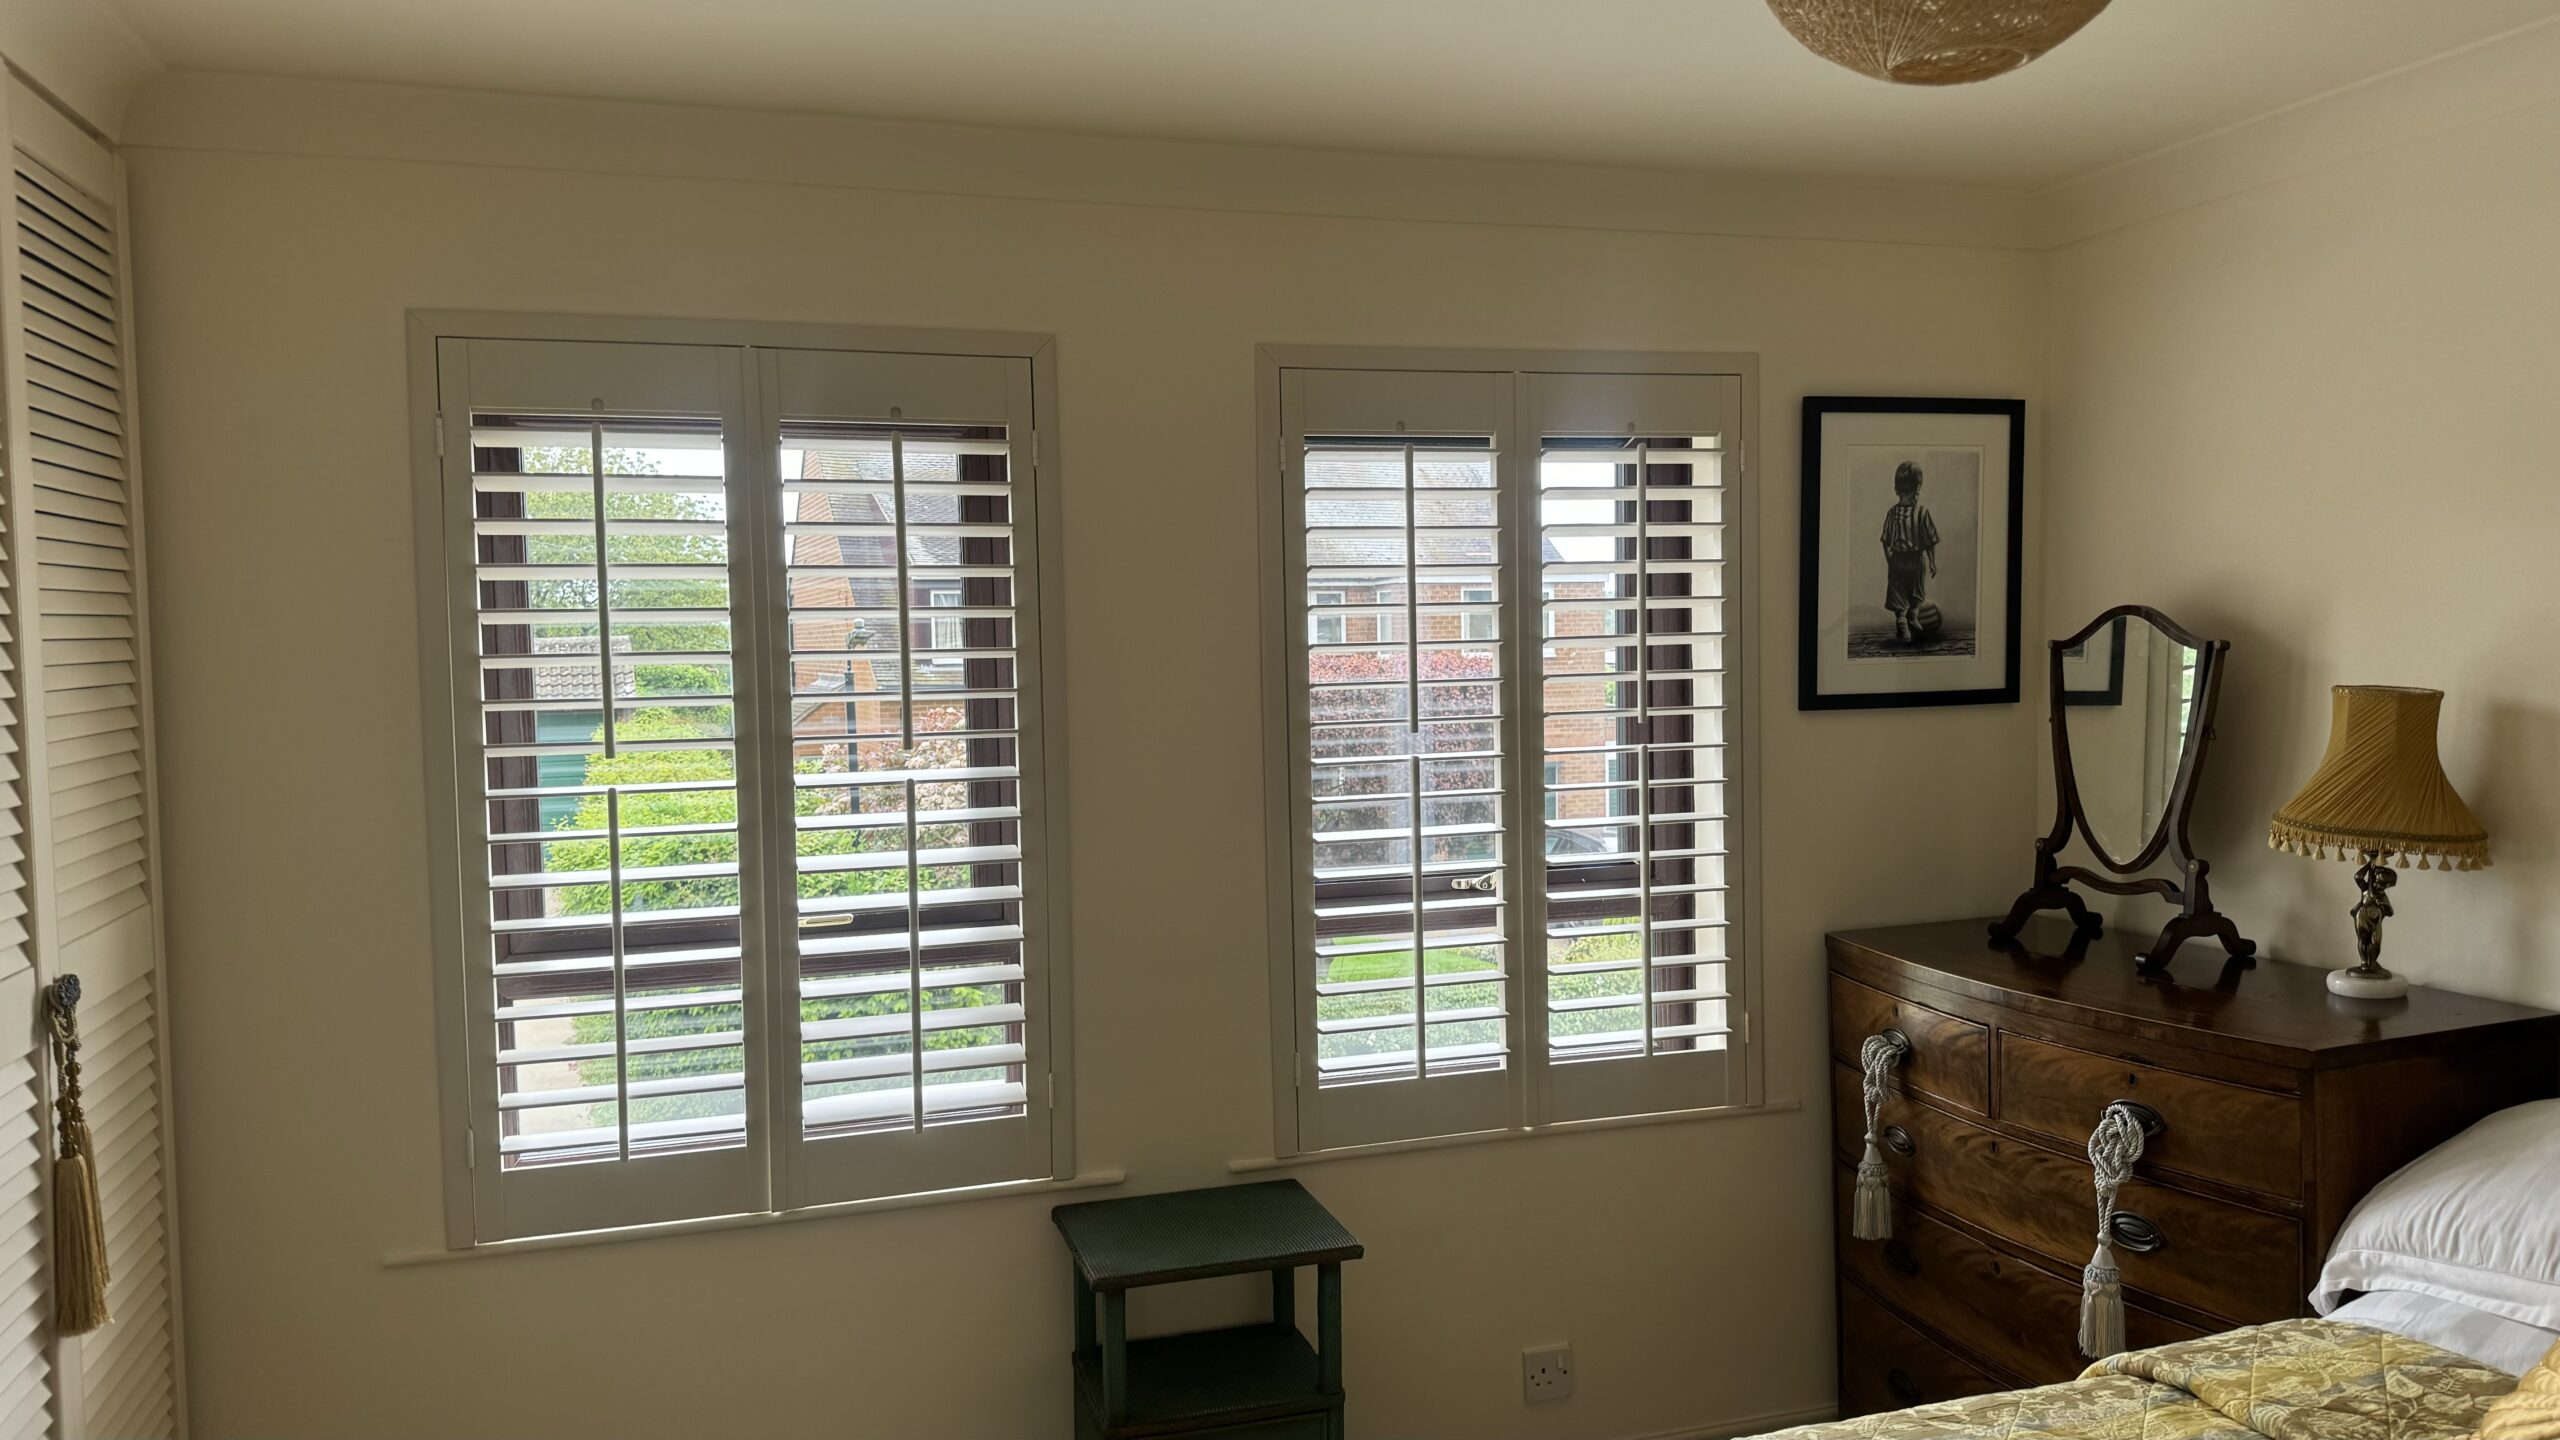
[2328,964,2412,1000]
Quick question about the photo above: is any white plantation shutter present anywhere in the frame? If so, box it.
[1277,368,1520,1152]
[1526,373,1746,1123]
[423,329,1068,1241]
[760,348,1055,1207]
[0,77,185,1440]
[1266,357,1756,1153]
[436,338,771,1241]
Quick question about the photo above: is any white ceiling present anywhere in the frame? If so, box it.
[101,0,2560,188]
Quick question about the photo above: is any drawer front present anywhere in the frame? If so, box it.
[1831,975,1990,1114]
[1833,1168,2207,1385]
[1838,1281,2003,1418]
[1831,1063,2303,1322]
[1998,1036,2304,1200]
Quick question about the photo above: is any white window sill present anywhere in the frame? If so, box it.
[382,1168,1126,1268]
[1230,1097,1801,1173]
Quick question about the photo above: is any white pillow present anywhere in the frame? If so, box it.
[2315,1098,2560,1330]
[2330,1289,2560,1377]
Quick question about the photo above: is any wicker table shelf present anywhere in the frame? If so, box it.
[1054,1180,1363,1439]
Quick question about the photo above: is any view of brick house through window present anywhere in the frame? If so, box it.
[1288,387,1737,1142]
[1536,440,1727,1067]
[474,419,754,1165]
[470,421,1030,1165]
[779,426,1029,1139]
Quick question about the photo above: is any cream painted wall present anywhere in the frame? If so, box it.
[2044,87,2560,1008]
[119,80,2044,1440]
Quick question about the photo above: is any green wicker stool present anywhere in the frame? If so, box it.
[1052,1180,1363,1439]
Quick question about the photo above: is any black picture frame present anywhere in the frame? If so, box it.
[2060,614,2127,707]
[1796,396,2026,711]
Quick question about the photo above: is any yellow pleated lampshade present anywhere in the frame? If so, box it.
[2269,686,2489,871]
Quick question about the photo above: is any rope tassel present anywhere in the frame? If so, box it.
[2079,1102,2148,1360]
[1851,1031,1912,1241]
[45,976,109,1336]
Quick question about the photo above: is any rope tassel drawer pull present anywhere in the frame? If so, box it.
[45,975,110,1335]
[2080,1100,2163,1360]
[1852,1029,1912,1241]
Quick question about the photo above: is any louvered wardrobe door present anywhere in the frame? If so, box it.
[0,973,50,1440]
[0,123,45,1440]
[16,155,143,945]
[10,119,179,1440]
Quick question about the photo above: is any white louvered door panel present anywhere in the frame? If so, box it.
[0,89,44,1440]
[0,390,23,987]
[14,157,141,947]
[75,971,168,1440]
[0,972,49,1440]
[1,77,185,1440]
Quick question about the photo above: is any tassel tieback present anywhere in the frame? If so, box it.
[45,975,109,1336]
[2079,1102,2149,1361]
[1851,1030,1912,1242]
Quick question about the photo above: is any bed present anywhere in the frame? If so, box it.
[1762,1099,2560,1440]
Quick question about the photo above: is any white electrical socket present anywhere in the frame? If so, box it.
[1522,1343,1574,1402]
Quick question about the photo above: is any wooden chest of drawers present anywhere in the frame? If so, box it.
[1829,918,2560,1416]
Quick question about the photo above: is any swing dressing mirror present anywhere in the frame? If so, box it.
[1991,605,2256,974]
[2062,614,2203,867]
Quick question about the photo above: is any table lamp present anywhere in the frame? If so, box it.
[2269,686,2490,998]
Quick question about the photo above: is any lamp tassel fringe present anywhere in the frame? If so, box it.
[2266,825,2490,872]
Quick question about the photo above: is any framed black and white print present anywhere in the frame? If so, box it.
[1797,396,2024,710]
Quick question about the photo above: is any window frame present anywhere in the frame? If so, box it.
[1253,345,1762,1160]
[408,312,1074,1248]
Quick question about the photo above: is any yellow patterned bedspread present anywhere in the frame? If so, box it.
[1760,1320,2515,1440]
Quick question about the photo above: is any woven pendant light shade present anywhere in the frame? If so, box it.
[2270,686,2490,871]
[1766,0,2112,86]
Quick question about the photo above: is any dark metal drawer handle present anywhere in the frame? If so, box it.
[1883,1240,1920,1276]
[1886,1368,1922,1406]
[2108,1211,2165,1254]
[2111,1099,2167,1140]
[1882,1124,1915,1157]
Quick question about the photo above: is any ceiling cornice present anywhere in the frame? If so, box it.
[2034,14,2560,248]
[122,71,2041,253]
[0,0,161,139]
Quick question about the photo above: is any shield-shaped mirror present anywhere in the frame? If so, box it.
[1991,606,2257,974]
[2060,614,2204,868]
